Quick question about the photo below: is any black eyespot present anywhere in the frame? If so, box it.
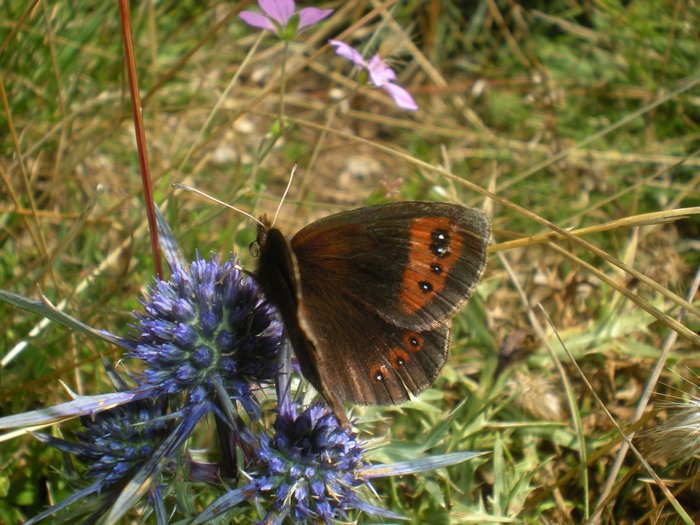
[430,242,450,258]
[430,228,451,258]
[371,364,388,382]
[389,349,410,369]
[431,229,451,243]
[418,281,433,293]
[430,263,443,274]
[404,332,424,352]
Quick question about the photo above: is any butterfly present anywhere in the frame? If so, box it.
[254,201,490,428]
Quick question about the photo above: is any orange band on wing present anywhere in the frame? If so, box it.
[398,217,463,315]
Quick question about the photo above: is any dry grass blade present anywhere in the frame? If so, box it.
[538,306,694,525]
[591,264,700,522]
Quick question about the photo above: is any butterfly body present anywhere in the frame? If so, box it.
[255,201,490,427]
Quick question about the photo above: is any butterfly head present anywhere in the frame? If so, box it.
[250,215,274,257]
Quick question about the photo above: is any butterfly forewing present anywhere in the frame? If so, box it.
[291,202,490,332]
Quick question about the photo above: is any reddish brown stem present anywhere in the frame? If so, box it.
[118,0,163,279]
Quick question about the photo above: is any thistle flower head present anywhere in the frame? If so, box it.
[25,395,172,525]
[128,254,282,415]
[31,393,171,495]
[257,398,365,523]
[75,397,171,487]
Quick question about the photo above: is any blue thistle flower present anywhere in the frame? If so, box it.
[128,253,283,416]
[96,214,286,523]
[193,395,404,525]
[73,396,172,487]
[27,391,172,524]
[258,399,365,524]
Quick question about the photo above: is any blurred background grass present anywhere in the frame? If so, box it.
[1,0,699,523]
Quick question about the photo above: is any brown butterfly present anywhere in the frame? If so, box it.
[254,201,490,428]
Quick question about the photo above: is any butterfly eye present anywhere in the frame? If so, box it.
[249,241,261,257]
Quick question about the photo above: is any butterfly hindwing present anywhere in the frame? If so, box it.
[296,281,452,405]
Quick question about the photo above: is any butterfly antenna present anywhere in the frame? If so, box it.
[271,162,297,228]
[173,183,264,227]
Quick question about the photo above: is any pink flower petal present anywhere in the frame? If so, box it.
[298,7,333,30]
[329,40,366,68]
[259,0,295,26]
[366,55,396,86]
[239,11,278,32]
[382,83,418,111]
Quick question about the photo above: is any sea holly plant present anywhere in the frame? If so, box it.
[193,381,484,524]
[0,209,484,523]
[0,210,285,523]
[24,367,174,525]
